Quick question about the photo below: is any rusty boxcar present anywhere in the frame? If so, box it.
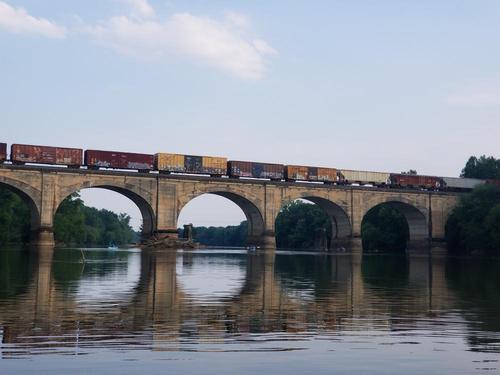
[155,153,227,176]
[228,161,284,180]
[0,143,6,163]
[11,144,83,167]
[390,173,443,189]
[339,169,390,186]
[285,165,338,183]
[85,150,153,172]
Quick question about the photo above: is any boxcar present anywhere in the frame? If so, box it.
[228,161,284,180]
[0,143,6,163]
[155,153,227,176]
[285,165,338,183]
[11,144,82,167]
[85,150,153,172]
[390,174,443,189]
[442,177,484,191]
[339,169,390,186]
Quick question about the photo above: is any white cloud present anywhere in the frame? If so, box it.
[0,1,275,79]
[83,11,276,80]
[253,39,277,55]
[0,1,66,38]
[119,0,155,19]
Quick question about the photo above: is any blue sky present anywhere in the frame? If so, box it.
[1,0,499,228]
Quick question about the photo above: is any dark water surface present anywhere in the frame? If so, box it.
[0,247,499,374]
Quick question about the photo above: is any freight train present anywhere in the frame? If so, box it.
[0,142,498,191]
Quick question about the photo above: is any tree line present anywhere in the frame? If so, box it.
[182,221,248,247]
[186,200,408,252]
[0,190,135,247]
[446,155,500,254]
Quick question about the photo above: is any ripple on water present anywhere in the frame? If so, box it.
[0,249,499,374]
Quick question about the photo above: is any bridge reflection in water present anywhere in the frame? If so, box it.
[0,247,499,358]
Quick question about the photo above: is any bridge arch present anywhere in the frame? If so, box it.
[361,199,428,246]
[0,176,42,237]
[300,196,351,239]
[177,189,265,246]
[55,182,156,238]
[274,193,351,250]
[279,193,351,235]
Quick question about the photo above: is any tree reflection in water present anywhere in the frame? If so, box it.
[0,247,499,358]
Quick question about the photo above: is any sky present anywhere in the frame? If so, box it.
[1,0,499,229]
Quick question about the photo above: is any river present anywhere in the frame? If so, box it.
[0,247,499,374]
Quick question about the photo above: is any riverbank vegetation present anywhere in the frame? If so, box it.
[446,185,500,254]
[54,193,135,247]
[445,155,500,254]
[184,221,247,247]
[0,188,135,247]
[186,200,409,252]
[361,206,409,252]
[0,188,31,244]
[275,201,332,250]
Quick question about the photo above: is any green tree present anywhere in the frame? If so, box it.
[361,205,409,252]
[461,155,500,179]
[187,221,248,247]
[0,187,136,247]
[54,193,86,245]
[53,192,135,247]
[0,186,30,244]
[445,184,500,254]
[275,200,332,249]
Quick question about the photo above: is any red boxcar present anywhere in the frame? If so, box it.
[85,150,154,172]
[390,173,443,189]
[0,143,6,163]
[11,144,82,167]
[228,161,284,180]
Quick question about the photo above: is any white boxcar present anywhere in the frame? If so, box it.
[340,169,390,185]
[442,177,485,190]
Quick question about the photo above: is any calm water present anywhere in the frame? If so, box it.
[0,247,499,374]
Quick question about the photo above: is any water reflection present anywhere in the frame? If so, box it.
[0,247,499,371]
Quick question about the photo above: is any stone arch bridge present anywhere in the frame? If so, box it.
[0,165,460,250]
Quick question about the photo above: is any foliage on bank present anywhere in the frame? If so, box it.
[184,201,332,249]
[275,201,332,250]
[0,187,135,246]
[182,221,248,247]
[448,154,500,253]
[54,193,135,246]
[446,185,500,254]
[361,205,409,252]
[184,200,410,251]
[0,188,31,244]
